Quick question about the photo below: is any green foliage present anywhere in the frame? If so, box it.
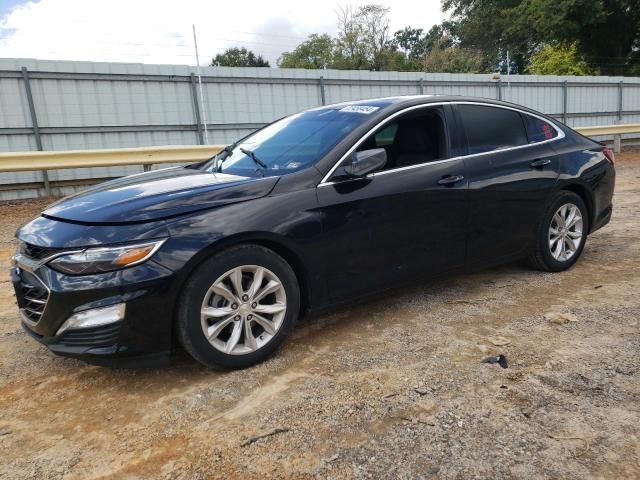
[443,0,640,75]
[273,0,640,75]
[440,0,535,72]
[275,3,486,73]
[527,43,596,75]
[391,27,428,59]
[333,4,393,70]
[278,34,336,69]
[423,39,484,73]
[278,4,405,71]
[211,48,270,68]
[387,25,453,71]
[376,48,415,72]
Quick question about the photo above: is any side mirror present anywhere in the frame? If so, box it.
[343,148,387,178]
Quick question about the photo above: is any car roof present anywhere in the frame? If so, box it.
[320,94,546,117]
[320,95,432,109]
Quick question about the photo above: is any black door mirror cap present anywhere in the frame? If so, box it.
[344,148,387,178]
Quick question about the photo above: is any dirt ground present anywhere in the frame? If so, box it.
[0,152,639,480]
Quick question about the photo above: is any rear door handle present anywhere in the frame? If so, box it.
[530,158,551,168]
[437,174,464,186]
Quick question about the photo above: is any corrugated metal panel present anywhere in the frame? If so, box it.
[1,57,640,200]
[624,85,640,111]
[567,115,616,127]
[568,85,618,114]
[204,81,319,124]
[501,84,563,113]
[0,78,30,128]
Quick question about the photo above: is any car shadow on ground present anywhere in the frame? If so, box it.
[50,261,536,393]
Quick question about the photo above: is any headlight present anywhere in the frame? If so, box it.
[48,239,166,275]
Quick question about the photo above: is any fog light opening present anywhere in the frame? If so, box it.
[56,304,125,336]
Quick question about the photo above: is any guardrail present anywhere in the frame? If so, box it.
[576,123,640,136]
[575,124,640,153]
[0,145,224,173]
[0,124,636,198]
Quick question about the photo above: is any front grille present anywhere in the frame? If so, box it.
[19,241,61,261]
[15,270,50,324]
[58,322,121,347]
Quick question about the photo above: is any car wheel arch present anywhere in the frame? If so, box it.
[171,233,311,331]
[248,238,311,316]
[560,183,594,233]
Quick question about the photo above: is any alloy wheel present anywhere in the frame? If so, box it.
[548,203,583,262]
[200,265,287,355]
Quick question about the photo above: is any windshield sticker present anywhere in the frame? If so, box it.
[339,105,380,114]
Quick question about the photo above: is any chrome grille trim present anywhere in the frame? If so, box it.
[15,269,50,326]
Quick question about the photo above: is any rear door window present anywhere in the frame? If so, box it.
[458,104,528,155]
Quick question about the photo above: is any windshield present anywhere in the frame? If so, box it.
[205,106,378,177]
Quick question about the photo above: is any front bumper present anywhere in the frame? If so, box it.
[11,254,178,367]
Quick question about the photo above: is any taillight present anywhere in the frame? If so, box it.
[603,147,615,165]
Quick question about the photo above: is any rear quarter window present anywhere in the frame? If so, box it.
[458,104,528,155]
[521,114,559,143]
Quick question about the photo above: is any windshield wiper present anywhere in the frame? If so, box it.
[239,147,267,169]
[208,142,237,172]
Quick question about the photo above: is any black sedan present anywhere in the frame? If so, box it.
[11,96,615,369]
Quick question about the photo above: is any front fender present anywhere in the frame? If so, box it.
[156,188,324,312]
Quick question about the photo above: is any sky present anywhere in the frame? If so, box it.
[0,0,447,67]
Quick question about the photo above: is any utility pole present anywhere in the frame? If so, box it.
[192,24,209,144]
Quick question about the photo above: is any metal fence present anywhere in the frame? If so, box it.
[1,57,640,199]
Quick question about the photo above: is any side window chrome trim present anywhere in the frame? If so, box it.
[317,101,565,187]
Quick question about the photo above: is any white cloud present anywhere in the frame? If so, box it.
[0,0,446,66]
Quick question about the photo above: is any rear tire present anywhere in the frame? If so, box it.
[176,244,300,369]
[528,191,588,272]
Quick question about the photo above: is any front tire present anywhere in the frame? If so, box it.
[528,191,588,272]
[176,244,300,369]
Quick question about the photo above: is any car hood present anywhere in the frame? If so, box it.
[43,167,279,224]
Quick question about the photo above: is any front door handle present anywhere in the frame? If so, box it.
[530,158,551,168]
[437,174,464,186]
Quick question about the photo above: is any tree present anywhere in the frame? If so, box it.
[211,47,270,67]
[333,5,370,69]
[278,4,476,72]
[423,38,484,73]
[390,25,451,62]
[376,47,413,72]
[277,5,397,71]
[442,0,640,75]
[278,34,336,69]
[358,4,392,70]
[527,42,595,75]
[440,0,534,72]
[388,24,456,71]
[333,4,397,71]
[389,27,427,70]
[391,27,426,58]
